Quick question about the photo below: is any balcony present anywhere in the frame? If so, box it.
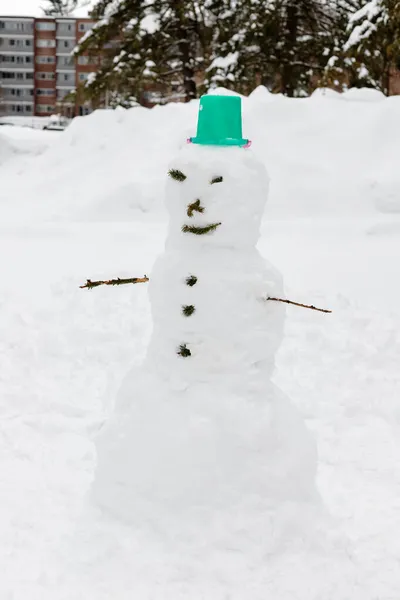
[0,74,34,86]
[0,21,34,36]
[57,25,76,39]
[0,40,34,54]
[1,89,34,101]
[57,58,75,71]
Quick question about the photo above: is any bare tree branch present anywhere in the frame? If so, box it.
[267,297,332,313]
[80,276,149,289]
[79,274,332,313]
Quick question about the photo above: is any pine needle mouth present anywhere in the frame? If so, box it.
[182,222,221,235]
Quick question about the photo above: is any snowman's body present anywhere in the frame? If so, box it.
[92,144,317,541]
[148,145,284,386]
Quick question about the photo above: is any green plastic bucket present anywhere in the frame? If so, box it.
[190,95,249,147]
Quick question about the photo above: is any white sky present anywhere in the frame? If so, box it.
[0,0,96,17]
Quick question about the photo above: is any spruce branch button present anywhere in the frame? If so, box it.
[177,344,191,358]
[182,305,196,317]
[185,275,198,287]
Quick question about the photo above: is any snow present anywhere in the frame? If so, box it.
[1,87,400,599]
[0,125,59,165]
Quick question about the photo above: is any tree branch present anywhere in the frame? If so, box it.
[267,297,332,313]
[79,275,331,313]
[80,276,149,289]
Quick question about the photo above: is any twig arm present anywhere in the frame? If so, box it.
[79,276,332,314]
[80,276,149,289]
[267,297,332,314]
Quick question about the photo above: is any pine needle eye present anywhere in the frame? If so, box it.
[168,169,187,182]
[210,176,223,185]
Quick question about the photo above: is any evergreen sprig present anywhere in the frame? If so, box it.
[177,344,191,357]
[187,200,205,217]
[182,222,221,235]
[210,176,223,184]
[168,169,187,182]
[185,275,198,287]
[182,305,196,317]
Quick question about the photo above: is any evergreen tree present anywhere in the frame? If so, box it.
[208,0,348,97]
[74,0,214,106]
[326,0,400,94]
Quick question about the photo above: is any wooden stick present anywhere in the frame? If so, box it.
[267,297,332,314]
[79,276,332,314]
[80,276,149,289]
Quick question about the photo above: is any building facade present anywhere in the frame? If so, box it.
[0,15,96,117]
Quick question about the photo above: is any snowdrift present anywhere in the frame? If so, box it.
[1,87,400,599]
[0,125,53,165]
[0,86,399,222]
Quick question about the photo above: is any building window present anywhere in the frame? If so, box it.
[36,22,56,31]
[0,71,33,80]
[77,56,91,65]
[36,88,56,96]
[36,39,56,48]
[25,39,32,47]
[78,73,89,82]
[36,72,55,80]
[37,39,55,48]
[0,21,32,32]
[57,22,74,36]
[36,104,54,113]
[36,56,56,64]
[58,56,74,67]
[78,22,92,32]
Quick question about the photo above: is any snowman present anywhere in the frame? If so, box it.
[92,95,318,547]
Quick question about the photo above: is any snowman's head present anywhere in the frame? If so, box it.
[165,144,269,250]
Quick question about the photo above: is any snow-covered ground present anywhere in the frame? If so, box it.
[1,87,400,599]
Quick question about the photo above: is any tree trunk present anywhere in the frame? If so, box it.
[281,3,299,97]
[179,37,197,102]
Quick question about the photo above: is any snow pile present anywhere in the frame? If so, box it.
[0,87,399,222]
[364,96,400,214]
[0,115,53,129]
[1,88,400,599]
[0,125,54,165]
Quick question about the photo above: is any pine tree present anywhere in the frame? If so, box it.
[322,0,363,91]
[326,0,400,94]
[208,0,348,97]
[74,0,214,106]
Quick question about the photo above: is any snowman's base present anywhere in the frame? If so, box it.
[92,366,318,549]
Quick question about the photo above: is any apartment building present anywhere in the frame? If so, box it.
[0,15,96,117]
